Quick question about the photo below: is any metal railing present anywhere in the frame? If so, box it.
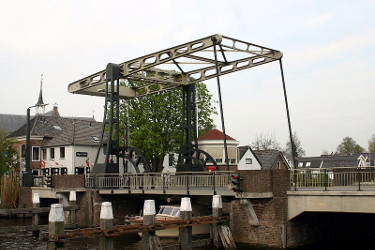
[290,167,375,191]
[85,171,233,191]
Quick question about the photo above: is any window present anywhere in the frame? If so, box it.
[306,162,311,167]
[42,149,47,160]
[20,144,26,158]
[32,147,40,161]
[230,159,236,164]
[246,158,252,164]
[92,136,99,142]
[60,147,65,159]
[50,148,55,159]
[216,158,222,163]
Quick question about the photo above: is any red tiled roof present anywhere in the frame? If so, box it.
[197,129,236,141]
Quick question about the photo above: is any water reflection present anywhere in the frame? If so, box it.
[0,218,173,250]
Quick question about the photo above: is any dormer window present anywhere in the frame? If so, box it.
[92,136,100,142]
[53,125,62,130]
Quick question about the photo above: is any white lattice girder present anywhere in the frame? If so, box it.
[67,34,282,98]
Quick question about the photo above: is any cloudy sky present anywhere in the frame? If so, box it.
[1,0,374,156]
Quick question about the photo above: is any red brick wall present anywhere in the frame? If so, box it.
[13,138,50,170]
[52,175,85,188]
[230,170,290,248]
[239,170,272,193]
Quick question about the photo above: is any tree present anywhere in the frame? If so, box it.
[368,134,375,152]
[336,136,364,155]
[120,82,216,172]
[284,131,306,161]
[0,129,18,178]
[251,132,281,151]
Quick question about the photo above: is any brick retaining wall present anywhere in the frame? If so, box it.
[52,175,85,188]
[230,170,289,248]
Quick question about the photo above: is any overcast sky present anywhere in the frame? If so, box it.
[1,0,374,156]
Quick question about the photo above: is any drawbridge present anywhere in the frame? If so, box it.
[67,34,286,174]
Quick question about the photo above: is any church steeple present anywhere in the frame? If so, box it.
[35,74,46,115]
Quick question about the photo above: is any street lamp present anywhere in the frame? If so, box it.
[24,104,48,187]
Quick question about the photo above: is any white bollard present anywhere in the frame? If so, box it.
[141,200,158,250]
[180,197,192,212]
[212,195,222,209]
[143,200,156,215]
[100,202,114,222]
[49,204,65,223]
[99,202,114,250]
[180,197,192,250]
[33,193,40,205]
[69,191,76,202]
[48,204,65,241]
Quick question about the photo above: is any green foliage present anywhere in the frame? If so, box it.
[368,134,375,153]
[120,82,216,172]
[336,136,364,155]
[0,129,18,178]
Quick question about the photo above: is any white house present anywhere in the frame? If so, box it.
[9,110,105,175]
[237,145,262,170]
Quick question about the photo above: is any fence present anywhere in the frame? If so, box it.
[290,167,375,190]
[85,171,233,191]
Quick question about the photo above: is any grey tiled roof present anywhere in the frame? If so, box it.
[298,155,359,168]
[9,115,102,146]
[0,114,27,133]
[253,150,282,170]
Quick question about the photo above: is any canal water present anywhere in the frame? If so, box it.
[0,217,269,249]
[0,217,148,250]
[1,217,373,249]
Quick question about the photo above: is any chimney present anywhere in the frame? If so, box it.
[52,103,60,117]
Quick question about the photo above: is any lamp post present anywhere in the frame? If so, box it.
[24,106,36,187]
[24,104,47,187]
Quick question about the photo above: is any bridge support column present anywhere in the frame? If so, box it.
[99,202,114,250]
[179,197,192,250]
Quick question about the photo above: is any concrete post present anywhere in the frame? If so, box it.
[56,192,69,223]
[99,202,114,250]
[212,195,223,248]
[32,193,40,237]
[69,191,76,224]
[142,200,158,249]
[179,197,192,250]
[48,203,64,249]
